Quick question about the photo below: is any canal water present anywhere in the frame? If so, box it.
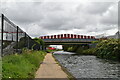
[53,51,120,79]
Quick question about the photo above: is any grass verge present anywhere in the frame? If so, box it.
[0,57,2,80]
[2,50,46,79]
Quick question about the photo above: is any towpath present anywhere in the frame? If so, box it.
[35,53,68,79]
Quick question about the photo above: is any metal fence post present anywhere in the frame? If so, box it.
[28,37,30,49]
[24,32,27,48]
[16,26,18,52]
[12,32,13,41]
[24,32,26,37]
[1,14,4,56]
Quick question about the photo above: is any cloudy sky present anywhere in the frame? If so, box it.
[1,0,119,38]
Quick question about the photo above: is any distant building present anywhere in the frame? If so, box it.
[95,31,120,39]
[107,31,120,39]
[115,31,120,39]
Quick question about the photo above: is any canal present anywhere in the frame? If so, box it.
[53,51,120,79]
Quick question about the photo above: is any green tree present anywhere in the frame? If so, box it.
[33,38,45,50]
[96,39,120,61]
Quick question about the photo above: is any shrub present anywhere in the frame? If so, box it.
[82,48,96,55]
[63,39,120,61]
[75,47,84,54]
[67,47,74,52]
[95,39,120,61]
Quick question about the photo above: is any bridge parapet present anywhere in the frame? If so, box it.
[39,34,96,44]
[39,34,95,39]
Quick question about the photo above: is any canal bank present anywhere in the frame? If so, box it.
[53,51,120,79]
[35,53,69,79]
[52,54,76,80]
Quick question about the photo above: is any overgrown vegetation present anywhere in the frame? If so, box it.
[63,44,89,54]
[14,37,45,50]
[95,39,120,61]
[2,50,46,78]
[33,38,45,50]
[78,48,96,55]
[13,37,37,50]
[63,39,120,61]
[33,38,45,46]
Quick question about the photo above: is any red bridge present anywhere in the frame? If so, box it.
[39,34,96,45]
[40,34,95,39]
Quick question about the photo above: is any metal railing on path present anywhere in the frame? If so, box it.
[0,14,41,56]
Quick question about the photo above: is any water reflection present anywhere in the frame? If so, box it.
[53,51,120,78]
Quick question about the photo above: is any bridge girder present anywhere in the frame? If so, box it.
[45,41,92,45]
[43,38,97,45]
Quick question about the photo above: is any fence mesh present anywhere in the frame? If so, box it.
[0,14,41,56]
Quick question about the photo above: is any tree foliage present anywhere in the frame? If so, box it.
[63,39,120,61]
[33,38,45,46]
[96,39,120,61]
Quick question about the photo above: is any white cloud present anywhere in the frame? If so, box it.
[1,1,118,38]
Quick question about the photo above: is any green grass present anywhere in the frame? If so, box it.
[0,57,2,80]
[2,50,46,78]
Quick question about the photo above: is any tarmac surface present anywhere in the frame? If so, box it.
[35,53,68,79]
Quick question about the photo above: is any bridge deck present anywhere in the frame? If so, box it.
[43,38,97,45]
[43,38,96,42]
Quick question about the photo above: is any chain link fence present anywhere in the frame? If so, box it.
[0,14,41,56]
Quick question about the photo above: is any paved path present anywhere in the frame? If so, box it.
[35,53,68,79]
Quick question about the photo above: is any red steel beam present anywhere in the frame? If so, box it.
[67,34,70,38]
[71,34,73,38]
[44,36,47,39]
[40,34,95,40]
[88,36,90,39]
[40,36,44,39]
[61,34,63,39]
[57,35,60,39]
[91,36,95,39]
[54,35,56,39]
[47,36,49,39]
[64,34,67,38]
[74,35,77,39]
[84,36,86,39]
[51,35,53,39]
[78,35,81,39]
[81,35,83,39]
